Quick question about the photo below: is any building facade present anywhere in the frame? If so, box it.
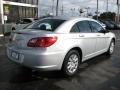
[0,0,38,24]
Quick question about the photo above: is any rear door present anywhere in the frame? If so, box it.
[89,21,108,53]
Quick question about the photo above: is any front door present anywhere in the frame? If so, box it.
[89,21,108,52]
[76,21,97,59]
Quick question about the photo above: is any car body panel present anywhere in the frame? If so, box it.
[7,17,116,71]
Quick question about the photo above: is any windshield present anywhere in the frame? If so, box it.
[26,19,65,31]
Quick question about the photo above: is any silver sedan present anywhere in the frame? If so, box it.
[7,17,116,76]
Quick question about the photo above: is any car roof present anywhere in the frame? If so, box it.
[46,16,72,20]
[44,16,94,21]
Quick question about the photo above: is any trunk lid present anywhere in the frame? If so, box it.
[9,29,54,49]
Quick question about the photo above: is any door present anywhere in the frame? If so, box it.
[70,20,97,59]
[89,21,108,53]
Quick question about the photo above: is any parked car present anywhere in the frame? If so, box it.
[12,18,37,31]
[7,17,116,76]
[100,20,115,30]
[108,21,120,29]
[97,20,106,28]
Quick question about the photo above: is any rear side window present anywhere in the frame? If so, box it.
[89,21,104,32]
[70,24,80,33]
[77,21,92,33]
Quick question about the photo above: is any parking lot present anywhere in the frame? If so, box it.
[0,30,120,90]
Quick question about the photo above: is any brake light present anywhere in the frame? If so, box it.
[27,37,57,47]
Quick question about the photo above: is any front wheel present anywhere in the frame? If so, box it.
[62,50,81,77]
[106,40,115,56]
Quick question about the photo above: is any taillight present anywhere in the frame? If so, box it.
[27,37,57,47]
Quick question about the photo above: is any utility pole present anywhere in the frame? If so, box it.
[106,0,108,12]
[96,0,99,20]
[52,0,54,16]
[56,0,59,16]
[61,4,64,15]
[117,0,120,23]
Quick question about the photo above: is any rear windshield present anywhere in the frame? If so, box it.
[26,19,65,31]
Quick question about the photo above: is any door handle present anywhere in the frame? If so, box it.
[79,35,84,37]
[97,35,101,36]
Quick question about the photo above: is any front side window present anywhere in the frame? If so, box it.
[89,21,104,32]
[77,21,92,33]
[26,19,65,31]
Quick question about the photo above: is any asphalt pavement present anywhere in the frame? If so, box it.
[0,30,120,90]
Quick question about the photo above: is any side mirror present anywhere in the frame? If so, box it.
[105,29,110,33]
[101,29,109,34]
[99,29,109,33]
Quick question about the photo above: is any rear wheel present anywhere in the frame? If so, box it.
[106,40,115,56]
[62,50,81,76]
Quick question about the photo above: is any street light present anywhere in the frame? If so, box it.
[52,0,55,16]
[56,0,59,16]
[106,0,108,12]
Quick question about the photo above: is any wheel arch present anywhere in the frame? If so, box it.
[63,47,83,64]
[112,38,115,45]
[61,47,83,76]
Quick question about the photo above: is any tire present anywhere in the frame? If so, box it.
[62,50,81,77]
[106,40,115,56]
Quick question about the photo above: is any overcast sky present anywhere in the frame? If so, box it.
[38,0,117,17]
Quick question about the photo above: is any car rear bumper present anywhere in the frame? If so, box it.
[6,47,65,71]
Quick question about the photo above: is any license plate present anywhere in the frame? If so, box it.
[11,51,19,60]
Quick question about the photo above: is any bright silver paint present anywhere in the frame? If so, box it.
[6,17,116,71]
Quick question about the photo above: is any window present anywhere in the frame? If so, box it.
[77,21,92,33]
[70,24,80,33]
[22,19,32,23]
[89,21,104,32]
[26,19,65,31]
[38,23,52,30]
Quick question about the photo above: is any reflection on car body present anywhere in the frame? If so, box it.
[7,17,116,76]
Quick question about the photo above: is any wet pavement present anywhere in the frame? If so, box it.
[0,30,120,90]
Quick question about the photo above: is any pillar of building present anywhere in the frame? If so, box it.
[0,0,4,24]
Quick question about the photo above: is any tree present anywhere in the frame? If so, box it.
[99,12,116,21]
[93,12,116,21]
